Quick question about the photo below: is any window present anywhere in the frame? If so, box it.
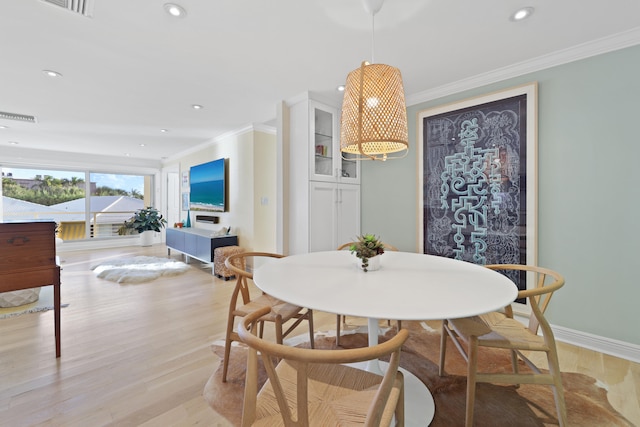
[1,167,151,241]
[89,173,145,238]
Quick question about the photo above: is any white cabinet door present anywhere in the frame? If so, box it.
[336,183,360,246]
[309,181,360,252]
[309,182,336,252]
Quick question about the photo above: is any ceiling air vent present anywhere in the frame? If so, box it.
[41,0,93,17]
[0,111,38,123]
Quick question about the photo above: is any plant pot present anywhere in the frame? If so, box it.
[358,255,380,272]
[140,230,155,247]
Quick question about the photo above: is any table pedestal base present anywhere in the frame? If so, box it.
[400,363,435,426]
[362,318,434,425]
[347,360,434,426]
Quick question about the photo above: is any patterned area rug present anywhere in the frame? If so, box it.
[91,256,190,284]
[0,287,68,319]
[204,322,633,426]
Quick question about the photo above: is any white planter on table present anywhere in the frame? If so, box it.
[358,255,380,271]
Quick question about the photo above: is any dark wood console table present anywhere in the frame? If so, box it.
[166,227,238,274]
[0,221,61,357]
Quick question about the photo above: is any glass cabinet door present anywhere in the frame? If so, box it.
[313,107,334,179]
[311,103,359,183]
[340,152,358,182]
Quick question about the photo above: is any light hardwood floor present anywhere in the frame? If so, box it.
[0,245,638,426]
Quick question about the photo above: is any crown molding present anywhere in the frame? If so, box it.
[406,27,640,106]
[284,91,342,108]
[162,123,277,164]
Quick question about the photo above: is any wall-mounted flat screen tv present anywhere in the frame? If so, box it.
[190,158,226,212]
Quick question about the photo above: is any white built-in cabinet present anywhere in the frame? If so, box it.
[309,181,360,252]
[286,93,361,254]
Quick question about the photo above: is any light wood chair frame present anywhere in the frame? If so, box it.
[335,242,400,346]
[439,264,567,426]
[239,306,408,426]
[222,252,314,383]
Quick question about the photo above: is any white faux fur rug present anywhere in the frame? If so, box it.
[91,256,191,284]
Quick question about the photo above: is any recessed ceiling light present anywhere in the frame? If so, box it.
[337,85,345,92]
[139,143,146,147]
[511,7,534,21]
[43,69,63,78]
[9,141,19,145]
[160,129,169,133]
[0,125,8,129]
[192,104,203,110]
[164,3,186,18]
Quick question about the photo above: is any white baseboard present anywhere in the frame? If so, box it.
[56,235,162,253]
[497,313,640,364]
[553,324,640,364]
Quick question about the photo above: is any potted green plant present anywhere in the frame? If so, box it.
[119,206,167,246]
[349,234,385,272]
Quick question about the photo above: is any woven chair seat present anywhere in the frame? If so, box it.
[252,361,400,426]
[449,311,550,351]
[234,294,306,323]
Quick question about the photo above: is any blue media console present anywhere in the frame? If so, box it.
[166,227,238,274]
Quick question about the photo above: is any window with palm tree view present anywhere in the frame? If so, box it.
[1,167,150,241]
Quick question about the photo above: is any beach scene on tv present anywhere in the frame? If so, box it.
[189,158,225,212]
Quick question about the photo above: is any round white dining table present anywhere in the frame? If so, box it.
[253,250,518,426]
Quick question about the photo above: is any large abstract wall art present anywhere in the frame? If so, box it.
[417,83,538,293]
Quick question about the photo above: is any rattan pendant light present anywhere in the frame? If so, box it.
[340,0,408,161]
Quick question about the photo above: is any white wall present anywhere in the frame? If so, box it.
[169,127,277,252]
[253,131,277,252]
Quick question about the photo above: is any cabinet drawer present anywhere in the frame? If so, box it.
[0,222,56,271]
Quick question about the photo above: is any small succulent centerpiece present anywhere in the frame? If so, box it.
[350,234,385,272]
[119,207,167,246]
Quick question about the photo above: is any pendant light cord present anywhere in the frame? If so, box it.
[370,12,375,64]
